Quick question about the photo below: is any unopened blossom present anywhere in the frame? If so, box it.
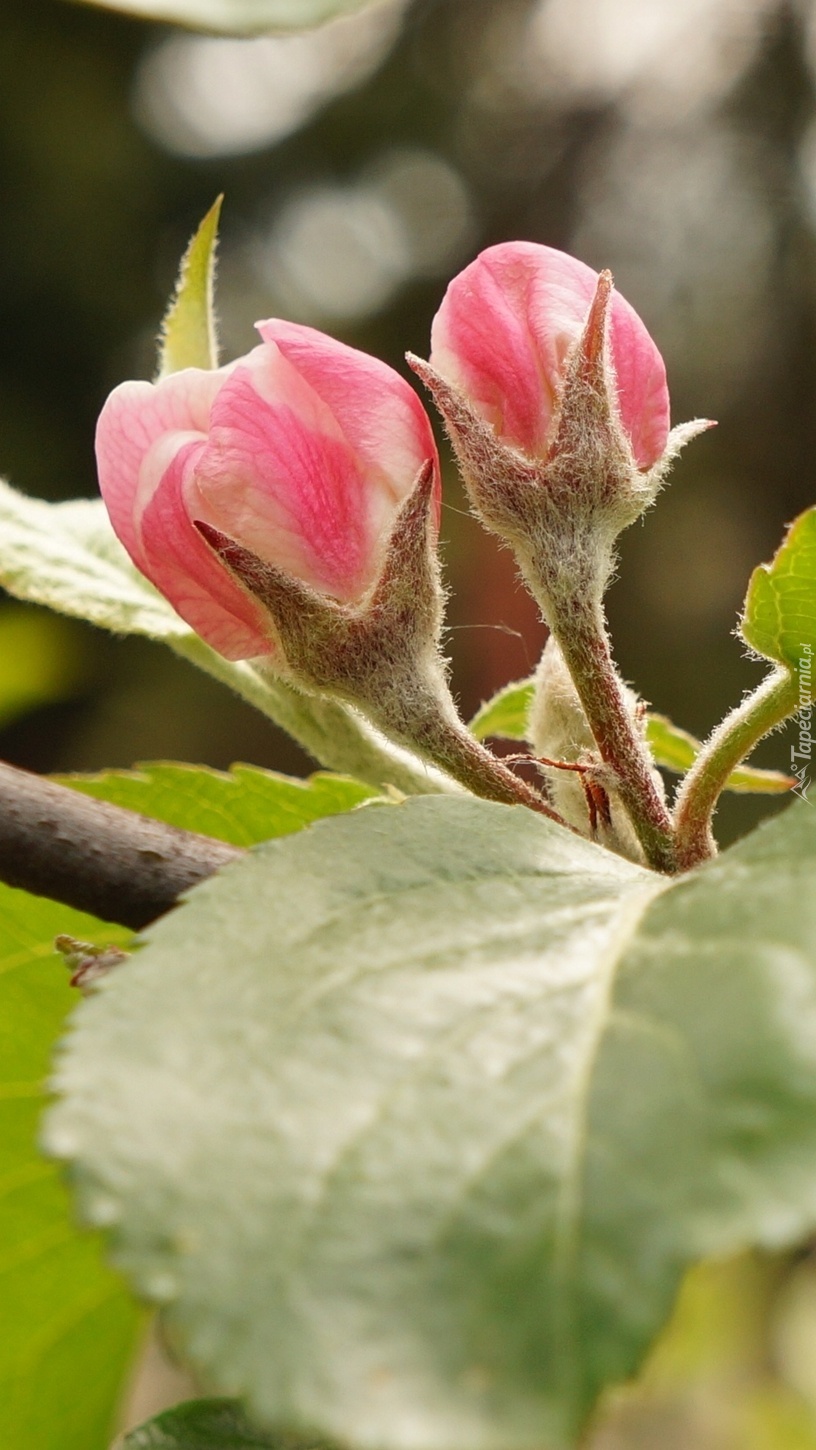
[96,320,441,661]
[427,240,670,470]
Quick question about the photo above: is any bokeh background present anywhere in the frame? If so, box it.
[4,0,816,847]
[5,4,816,1442]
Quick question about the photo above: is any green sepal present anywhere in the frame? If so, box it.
[158,197,222,378]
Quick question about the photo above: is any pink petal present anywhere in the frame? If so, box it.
[138,436,274,660]
[195,336,438,601]
[96,368,272,659]
[430,242,669,469]
[96,370,225,569]
[257,321,441,527]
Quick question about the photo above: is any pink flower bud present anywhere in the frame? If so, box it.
[96,321,441,661]
[429,241,670,470]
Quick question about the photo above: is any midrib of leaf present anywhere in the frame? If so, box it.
[280,871,666,1400]
[548,883,664,1402]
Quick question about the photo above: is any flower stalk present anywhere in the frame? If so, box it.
[673,668,798,870]
[545,592,677,873]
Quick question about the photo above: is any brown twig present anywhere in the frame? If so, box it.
[0,760,243,930]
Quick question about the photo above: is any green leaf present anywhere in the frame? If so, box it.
[0,480,450,796]
[58,761,379,846]
[158,199,222,379]
[468,679,534,742]
[741,505,816,673]
[49,793,816,1448]
[0,884,141,1450]
[69,0,385,36]
[123,1398,279,1448]
[646,712,793,794]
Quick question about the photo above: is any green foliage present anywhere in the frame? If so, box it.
[468,680,792,794]
[468,678,534,742]
[0,760,382,1449]
[741,505,816,673]
[0,480,447,795]
[0,884,141,1450]
[123,1399,280,1448]
[59,761,379,845]
[46,792,816,1450]
[69,0,384,35]
[158,198,222,379]
[645,713,793,794]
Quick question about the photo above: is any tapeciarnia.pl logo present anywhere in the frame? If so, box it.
[792,642,813,801]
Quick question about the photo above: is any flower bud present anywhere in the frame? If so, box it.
[96,320,441,663]
[409,242,710,618]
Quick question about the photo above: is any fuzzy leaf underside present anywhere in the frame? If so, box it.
[47,793,816,1450]
[158,198,222,378]
[741,505,816,672]
[69,0,383,35]
[0,480,446,795]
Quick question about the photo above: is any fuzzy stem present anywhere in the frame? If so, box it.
[674,668,798,870]
[547,596,677,873]
[402,701,574,826]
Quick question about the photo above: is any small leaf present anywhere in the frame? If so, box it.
[69,0,384,35]
[49,794,816,1449]
[468,678,534,741]
[0,481,448,795]
[646,713,793,795]
[740,505,816,672]
[158,199,222,379]
[57,762,379,846]
[0,885,141,1450]
[123,1398,282,1447]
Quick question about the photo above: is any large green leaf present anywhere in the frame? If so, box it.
[70,0,384,36]
[46,793,816,1449]
[0,480,449,796]
[741,505,816,671]
[0,885,141,1450]
[123,1399,278,1447]
[58,762,378,846]
[0,760,380,1449]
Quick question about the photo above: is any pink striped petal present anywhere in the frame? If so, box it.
[430,243,669,469]
[96,370,272,659]
[138,437,274,660]
[195,334,438,601]
[257,321,441,527]
[96,370,225,569]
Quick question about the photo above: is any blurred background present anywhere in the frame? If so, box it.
[2,0,816,844]
[4,3,816,1445]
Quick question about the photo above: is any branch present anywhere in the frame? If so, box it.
[0,760,243,929]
